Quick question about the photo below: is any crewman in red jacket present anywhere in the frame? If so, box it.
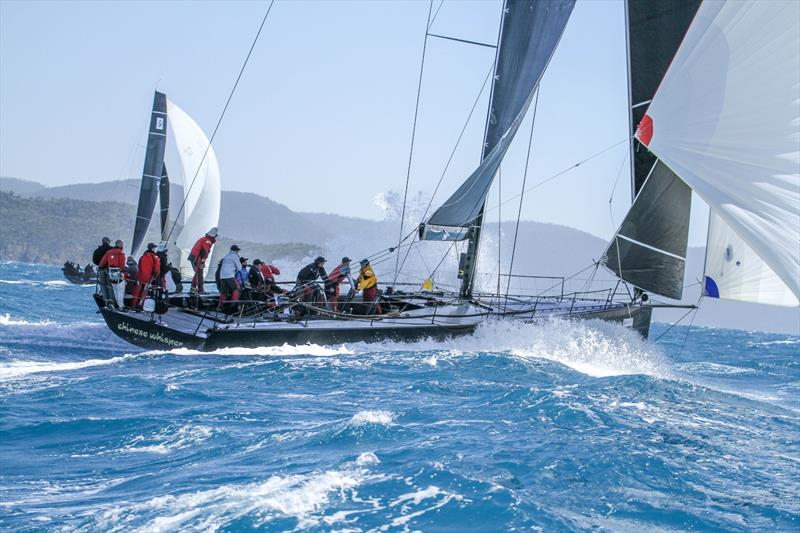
[99,240,126,309]
[325,257,354,312]
[131,243,162,310]
[188,227,217,294]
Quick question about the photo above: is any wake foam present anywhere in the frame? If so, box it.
[140,318,668,379]
[0,353,140,380]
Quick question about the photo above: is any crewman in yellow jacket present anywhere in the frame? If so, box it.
[357,259,382,314]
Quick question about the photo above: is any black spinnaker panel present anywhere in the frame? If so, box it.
[159,164,170,241]
[425,0,575,231]
[604,162,691,299]
[627,0,700,197]
[131,91,168,256]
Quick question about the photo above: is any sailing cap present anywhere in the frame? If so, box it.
[206,227,219,238]
[115,240,124,248]
[230,244,241,252]
[239,257,248,264]
[146,242,157,250]
[252,259,262,265]
[102,237,111,244]
[341,257,351,263]
[315,256,326,264]
[360,259,370,267]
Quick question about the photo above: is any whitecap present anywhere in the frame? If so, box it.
[349,410,395,426]
[90,459,375,531]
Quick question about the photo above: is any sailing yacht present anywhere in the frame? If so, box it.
[96,0,799,351]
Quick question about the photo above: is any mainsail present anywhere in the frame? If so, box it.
[159,164,170,241]
[131,91,168,256]
[166,99,221,274]
[602,0,700,300]
[423,0,575,235]
[639,0,800,303]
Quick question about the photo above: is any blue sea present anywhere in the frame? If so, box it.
[1,262,798,531]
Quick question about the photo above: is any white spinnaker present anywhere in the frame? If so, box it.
[640,0,800,303]
[705,212,798,307]
[166,99,221,274]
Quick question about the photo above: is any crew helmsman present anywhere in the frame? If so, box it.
[357,259,381,314]
[99,240,127,310]
[131,243,161,310]
[188,227,217,294]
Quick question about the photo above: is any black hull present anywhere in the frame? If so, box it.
[97,297,653,352]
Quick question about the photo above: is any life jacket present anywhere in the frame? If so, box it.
[357,266,377,291]
[99,247,126,269]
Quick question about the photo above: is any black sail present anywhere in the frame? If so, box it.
[425,0,575,231]
[627,0,700,197]
[159,164,170,241]
[131,91,168,256]
[605,162,691,299]
[602,0,701,300]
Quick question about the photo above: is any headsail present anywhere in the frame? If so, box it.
[423,0,575,234]
[704,213,798,307]
[166,99,221,274]
[639,0,800,302]
[131,91,168,256]
[601,0,700,300]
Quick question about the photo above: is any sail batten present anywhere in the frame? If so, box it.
[131,91,168,256]
[424,0,575,233]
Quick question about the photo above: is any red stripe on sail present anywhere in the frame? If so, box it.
[636,114,654,146]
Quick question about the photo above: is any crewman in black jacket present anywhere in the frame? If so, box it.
[294,256,328,315]
[92,237,113,305]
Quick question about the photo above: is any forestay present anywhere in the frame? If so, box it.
[423,0,575,238]
[167,99,221,273]
[639,0,800,303]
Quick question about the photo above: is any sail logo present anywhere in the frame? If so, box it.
[155,117,164,131]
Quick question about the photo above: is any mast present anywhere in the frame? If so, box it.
[458,0,507,299]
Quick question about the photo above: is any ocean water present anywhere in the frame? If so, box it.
[1,262,798,532]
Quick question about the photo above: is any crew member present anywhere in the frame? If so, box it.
[325,257,354,312]
[93,237,113,305]
[131,243,161,310]
[99,240,127,309]
[295,256,327,313]
[357,259,381,314]
[217,244,241,311]
[235,256,250,302]
[188,227,217,294]
[156,242,169,289]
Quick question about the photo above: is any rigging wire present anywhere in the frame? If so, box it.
[504,86,539,301]
[392,60,496,283]
[474,136,631,224]
[165,0,276,242]
[393,0,435,286]
[428,0,445,31]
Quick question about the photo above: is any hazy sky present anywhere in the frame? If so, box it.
[0,0,709,244]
